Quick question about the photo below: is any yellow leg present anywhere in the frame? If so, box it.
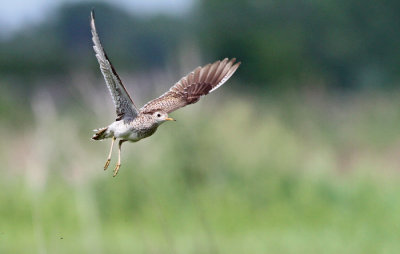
[113,140,127,177]
[104,137,116,170]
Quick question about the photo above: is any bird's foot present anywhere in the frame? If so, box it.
[104,159,111,170]
[113,164,121,177]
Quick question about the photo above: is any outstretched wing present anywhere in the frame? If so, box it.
[140,58,240,114]
[90,11,138,121]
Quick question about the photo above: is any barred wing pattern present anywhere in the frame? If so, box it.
[140,58,240,114]
[90,11,138,121]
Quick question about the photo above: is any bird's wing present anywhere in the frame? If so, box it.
[90,11,138,121]
[140,58,240,114]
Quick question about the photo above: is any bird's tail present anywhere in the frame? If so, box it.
[92,127,108,140]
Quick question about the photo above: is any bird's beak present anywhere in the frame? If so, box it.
[165,117,176,121]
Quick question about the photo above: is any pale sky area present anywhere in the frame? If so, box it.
[0,0,194,37]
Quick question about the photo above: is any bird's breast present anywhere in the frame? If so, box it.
[135,125,158,140]
[125,118,159,141]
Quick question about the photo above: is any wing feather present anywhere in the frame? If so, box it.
[211,58,228,84]
[90,11,138,121]
[210,58,240,93]
[140,58,241,114]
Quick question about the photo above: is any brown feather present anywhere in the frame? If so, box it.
[205,60,220,84]
[211,58,228,84]
[193,66,201,83]
[199,63,212,83]
[140,58,240,114]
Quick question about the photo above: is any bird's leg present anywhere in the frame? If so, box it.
[104,136,116,170]
[113,140,127,177]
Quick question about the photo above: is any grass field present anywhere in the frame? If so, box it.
[1,87,400,253]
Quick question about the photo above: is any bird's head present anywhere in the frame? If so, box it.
[152,111,175,125]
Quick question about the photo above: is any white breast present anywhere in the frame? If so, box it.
[108,121,140,142]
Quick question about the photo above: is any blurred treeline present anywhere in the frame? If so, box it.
[1,0,400,92]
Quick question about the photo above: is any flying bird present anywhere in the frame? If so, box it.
[90,11,241,176]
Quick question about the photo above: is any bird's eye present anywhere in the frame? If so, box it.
[157,113,161,117]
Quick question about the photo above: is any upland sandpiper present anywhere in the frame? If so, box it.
[90,11,241,176]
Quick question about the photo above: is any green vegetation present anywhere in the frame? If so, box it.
[1,91,400,253]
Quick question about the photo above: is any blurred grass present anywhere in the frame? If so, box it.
[1,87,400,253]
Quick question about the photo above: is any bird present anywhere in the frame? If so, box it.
[90,11,241,177]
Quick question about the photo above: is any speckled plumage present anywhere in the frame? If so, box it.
[90,11,240,176]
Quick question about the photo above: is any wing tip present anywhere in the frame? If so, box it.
[229,57,241,69]
[230,59,241,74]
[208,57,240,93]
[91,9,95,19]
[90,9,96,31]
